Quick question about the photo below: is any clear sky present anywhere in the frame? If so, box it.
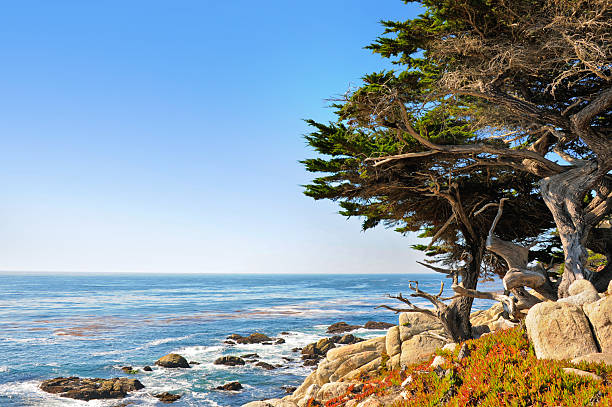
[0,0,427,274]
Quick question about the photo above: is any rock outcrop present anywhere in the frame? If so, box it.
[363,321,395,330]
[216,381,243,391]
[327,322,361,334]
[558,279,600,307]
[40,377,144,400]
[525,301,598,360]
[214,356,246,366]
[242,302,519,407]
[583,294,612,352]
[154,392,182,403]
[155,353,190,368]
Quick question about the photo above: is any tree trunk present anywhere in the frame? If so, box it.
[540,163,601,297]
[444,243,483,341]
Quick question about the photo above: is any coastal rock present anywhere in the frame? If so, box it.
[558,280,600,306]
[337,334,363,345]
[525,301,598,360]
[363,321,395,330]
[470,303,505,331]
[297,384,320,407]
[216,381,243,391]
[583,295,612,352]
[315,382,351,401]
[571,352,612,366]
[241,353,259,359]
[40,377,144,401]
[608,280,612,295]
[398,313,443,341]
[355,396,383,407]
[329,351,380,382]
[385,326,401,357]
[430,355,446,369]
[154,392,182,403]
[242,399,298,407]
[143,366,152,372]
[388,354,401,370]
[255,361,276,370]
[400,334,446,367]
[214,356,246,366]
[562,368,602,382]
[326,336,385,361]
[340,356,381,381]
[442,343,458,353]
[327,322,361,334]
[281,385,297,394]
[120,366,137,374]
[155,353,190,368]
[235,333,273,344]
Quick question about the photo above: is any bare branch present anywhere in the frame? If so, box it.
[426,214,456,250]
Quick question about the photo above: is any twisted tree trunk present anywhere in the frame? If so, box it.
[540,163,604,297]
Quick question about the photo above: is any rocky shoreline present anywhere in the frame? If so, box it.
[38,320,395,403]
[37,280,612,406]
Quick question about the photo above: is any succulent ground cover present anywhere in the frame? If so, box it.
[311,327,612,407]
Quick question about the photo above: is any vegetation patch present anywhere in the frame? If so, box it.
[315,327,612,407]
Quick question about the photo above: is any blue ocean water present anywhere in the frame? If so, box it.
[0,273,499,406]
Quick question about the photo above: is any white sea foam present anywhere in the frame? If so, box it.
[144,335,192,347]
[91,335,193,356]
[0,366,8,372]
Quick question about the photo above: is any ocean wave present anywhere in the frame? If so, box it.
[91,335,194,356]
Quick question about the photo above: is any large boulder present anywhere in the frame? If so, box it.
[558,279,600,307]
[40,377,144,401]
[155,354,190,368]
[398,313,443,341]
[399,333,446,367]
[470,303,505,331]
[326,336,385,361]
[525,301,598,360]
[316,382,351,401]
[583,295,612,352]
[329,351,380,382]
[385,326,401,357]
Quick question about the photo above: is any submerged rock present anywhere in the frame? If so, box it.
[255,361,276,370]
[155,392,182,403]
[214,356,246,366]
[155,353,190,368]
[40,377,144,400]
[327,322,361,334]
[216,381,243,391]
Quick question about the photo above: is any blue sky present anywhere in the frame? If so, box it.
[0,0,427,273]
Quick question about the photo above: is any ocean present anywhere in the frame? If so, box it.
[0,273,499,406]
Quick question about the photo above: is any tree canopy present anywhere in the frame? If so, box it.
[302,0,611,339]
